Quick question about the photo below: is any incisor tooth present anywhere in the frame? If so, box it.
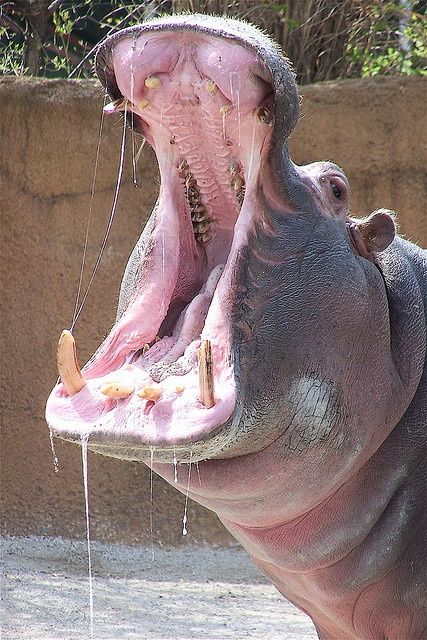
[137,387,162,401]
[57,330,85,396]
[100,382,134,399]
[198,339,215,408]
[206,80,218,95]
[144,76,161,88]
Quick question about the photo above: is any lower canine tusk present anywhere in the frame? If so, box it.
[198,339,215,408]
[57,330,86,396]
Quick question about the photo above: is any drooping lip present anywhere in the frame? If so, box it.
[46,15,300,461]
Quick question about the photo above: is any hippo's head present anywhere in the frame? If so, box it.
[46,15,424,508]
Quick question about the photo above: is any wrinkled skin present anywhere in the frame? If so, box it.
[46,15,427,640]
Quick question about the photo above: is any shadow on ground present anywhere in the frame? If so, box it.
[2,537,316,639]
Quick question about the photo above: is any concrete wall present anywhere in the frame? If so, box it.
[1,75,425,546]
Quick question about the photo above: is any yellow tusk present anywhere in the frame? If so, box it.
[57,330,86,396]
[198,339,215,408]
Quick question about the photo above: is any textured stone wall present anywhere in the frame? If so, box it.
[1,75,425,545]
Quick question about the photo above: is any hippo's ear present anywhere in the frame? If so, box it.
[348,209,396,259]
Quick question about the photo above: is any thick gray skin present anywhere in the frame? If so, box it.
[90,14,427,640]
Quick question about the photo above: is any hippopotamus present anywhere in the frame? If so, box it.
[46,14,427,640]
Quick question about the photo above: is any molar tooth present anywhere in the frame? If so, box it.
[144,76,161,89]
[231,175,245,191]
[191,204,205,213]
[187,186,200,200]
[139,99,150,110]
[100,382,135,399]
[229,161,242,176]
[195,221,211,234]
[255,106,273,125]
[57,330,86,396]
[237,188,245,205]
[177,159,189,175]
[206,80,218,95]
[185,174,197,188]
[200,233,212,244]
[192,208,208,222]
[198,339,215,408]
[137,387,162,401]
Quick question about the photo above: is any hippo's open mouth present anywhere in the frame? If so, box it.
[46,17,291,460]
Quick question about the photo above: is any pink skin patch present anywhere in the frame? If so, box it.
[46,30,275,453]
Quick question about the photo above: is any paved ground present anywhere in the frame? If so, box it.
[1,537,317,640]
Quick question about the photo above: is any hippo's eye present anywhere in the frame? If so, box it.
[331,183,341,199]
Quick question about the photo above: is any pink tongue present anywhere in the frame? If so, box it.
[84,264,224,382]
[164,264,224,364]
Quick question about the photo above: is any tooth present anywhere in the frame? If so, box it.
[137,387,162,401]
[144,76,161,88]
[178,159,189,176]
[201,233,212,243]
[229,161,242,176]
[206,80,218,95]
[139,99,150,109]
[187,185,200,200]
[220,104,231,116]
[57,330,85,396]
[185,173,196,188]
[231,175,245,191]
[192,208,208,222]
[103,98,127,114]
[255,106,273,125]
[195,221,211,234]
[198,339,215,408]
[142,344,150,355]
[100,382,134,399]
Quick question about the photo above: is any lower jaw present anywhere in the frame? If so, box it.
[46,324,238,461]
[46,250,240,460]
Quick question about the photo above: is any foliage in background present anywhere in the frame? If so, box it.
[1,0,426,83]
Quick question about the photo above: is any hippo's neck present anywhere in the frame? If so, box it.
[218,402,425,639]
